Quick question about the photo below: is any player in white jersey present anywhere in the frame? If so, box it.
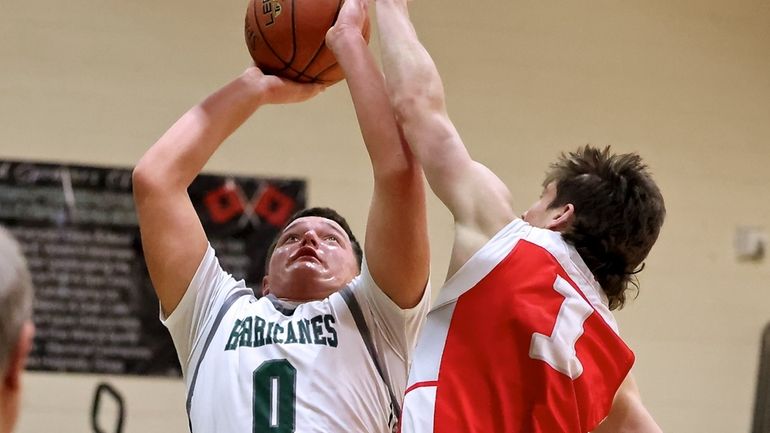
[132,1,430,431]
[372,0,666,431]
[165,215,425,432]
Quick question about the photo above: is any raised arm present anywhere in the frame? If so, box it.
[327,0,428,308]
[374,0,516,251]
[132,69,320,316]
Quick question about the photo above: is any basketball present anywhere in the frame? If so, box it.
[245,0,370,85]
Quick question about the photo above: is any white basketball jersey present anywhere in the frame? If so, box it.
[162,245,429,433]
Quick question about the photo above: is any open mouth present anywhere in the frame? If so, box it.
[291,247,320,263]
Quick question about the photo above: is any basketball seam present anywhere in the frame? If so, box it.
[294,0,342,80]
[279,66,315,82]
[273,0,300,76]
[310,62,340,84]
[252,1,292,71]
[248,0,342,83]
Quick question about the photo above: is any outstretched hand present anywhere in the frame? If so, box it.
[326,0,369,49]
[242,65,325,105]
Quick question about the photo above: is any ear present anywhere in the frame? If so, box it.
[3,322,34,392]
[261,276,270,296]
[546,203,575,232]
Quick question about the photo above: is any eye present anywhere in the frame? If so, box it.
[283,234,300,244]
[323,235,340,243]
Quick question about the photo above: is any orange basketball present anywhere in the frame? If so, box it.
[245,0,370,85]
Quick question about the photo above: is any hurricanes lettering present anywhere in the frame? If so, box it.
[225,314,338,351]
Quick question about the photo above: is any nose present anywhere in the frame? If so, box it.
[300,230,320,247]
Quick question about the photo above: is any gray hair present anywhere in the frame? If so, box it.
[0,226,34,374]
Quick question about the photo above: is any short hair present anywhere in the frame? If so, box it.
[0,227,34,374]
[264,207,363,274]
[544,145,666,310]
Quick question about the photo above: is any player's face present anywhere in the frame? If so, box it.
[263,216,359,300]
[522,182,573,230]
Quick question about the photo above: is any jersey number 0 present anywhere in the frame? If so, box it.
[253,359,297,432]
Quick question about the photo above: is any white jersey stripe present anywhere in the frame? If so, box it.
[340,286,401,427]
[405,302,455,387]
[401,386,436,432]
[185,288,253,423]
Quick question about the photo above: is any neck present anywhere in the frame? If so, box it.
[267,287,335,302]
[269,294,315,304]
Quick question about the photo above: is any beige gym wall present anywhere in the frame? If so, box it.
[2,0,769,432]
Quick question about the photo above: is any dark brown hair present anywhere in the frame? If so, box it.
[264,207,363,274]
[544,145,666,310]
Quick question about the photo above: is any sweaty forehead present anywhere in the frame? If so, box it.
[283,216,349,240]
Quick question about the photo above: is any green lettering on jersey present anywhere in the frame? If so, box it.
[298,319,311,344]
[226,315,341,350]
[285,321,298,344]
[273,323,285,343]
[265,322,274,345]
[311,315,327,346]
[324,314,338,348]
[225,319,243,351]
[239,316,253,348]
[252,360,296,433]
[254,316,266,347]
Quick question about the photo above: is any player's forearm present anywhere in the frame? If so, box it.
[328,30,415,179]
[330,26,429,308]
[374,1,471,188]
[376,0,447,129]
[133,71,267,195]
[374,0,479,216]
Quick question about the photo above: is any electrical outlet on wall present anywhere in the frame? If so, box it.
[734,226,767,261]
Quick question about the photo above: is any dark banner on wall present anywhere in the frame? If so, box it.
[0,160,305,377]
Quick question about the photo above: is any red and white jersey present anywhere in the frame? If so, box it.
[401,219,634,433]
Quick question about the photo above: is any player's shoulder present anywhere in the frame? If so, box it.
[452,222,571,289]
[524,225,615,313]
[520,224,594,282]
[526,228,592,279]
[447,218,530,275]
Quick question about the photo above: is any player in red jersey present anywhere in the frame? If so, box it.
[371,0,666,431]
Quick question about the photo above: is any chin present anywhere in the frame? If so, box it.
[282,285,339,302]
[277,275,338,300]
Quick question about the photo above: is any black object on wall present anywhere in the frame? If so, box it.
[753,323,770,433]
[91,383,125,433]
[0,159,305,376]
